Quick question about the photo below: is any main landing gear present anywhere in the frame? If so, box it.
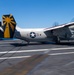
[55,36,60,44]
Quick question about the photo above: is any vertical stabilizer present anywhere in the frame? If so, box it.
[2,14,16,38]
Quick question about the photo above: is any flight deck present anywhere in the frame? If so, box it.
[0,40,74,75]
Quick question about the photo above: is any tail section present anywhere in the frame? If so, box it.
[2,14,16,38]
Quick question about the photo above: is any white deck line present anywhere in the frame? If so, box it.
[0,56,31,60]
[49,51,74,55]
[0,47,74,54]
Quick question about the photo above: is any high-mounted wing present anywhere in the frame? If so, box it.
[44,22,74,31]
[44,22,74,43]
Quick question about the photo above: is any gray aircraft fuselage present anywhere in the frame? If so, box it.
[14,25,74,43]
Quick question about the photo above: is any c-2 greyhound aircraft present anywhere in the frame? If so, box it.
[0,14,74,44]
